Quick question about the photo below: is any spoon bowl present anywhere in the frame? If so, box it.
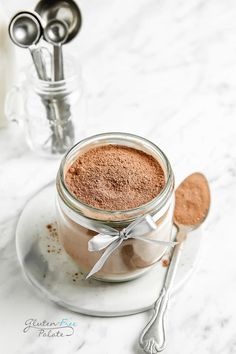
[35,0,82,43]
[174,172,211,241]
[44,19,69,45]
[9,11,42,48]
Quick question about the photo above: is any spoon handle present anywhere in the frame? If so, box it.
[53,45,64,81]
[139,229,186,353]
[139,287,169,353]
[30,47,48,80]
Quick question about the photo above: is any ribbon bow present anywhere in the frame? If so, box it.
[86,214,177,279]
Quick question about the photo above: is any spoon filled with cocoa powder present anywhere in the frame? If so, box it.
[139,172,211,353]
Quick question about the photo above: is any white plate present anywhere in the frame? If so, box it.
[16,183,202,317]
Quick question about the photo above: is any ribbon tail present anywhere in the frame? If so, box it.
[134,235,178,247]
[86,238,123,279]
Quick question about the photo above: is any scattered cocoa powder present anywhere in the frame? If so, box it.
[65,145,165,210]
[71,271,84,283]
[46,223,59,242]
[174,173,210,225]
[46,224,52,230]
[162,258,170,267]
[46,222,61,254]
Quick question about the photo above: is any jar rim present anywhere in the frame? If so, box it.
[57,132,174,222]
[26,56,81,94]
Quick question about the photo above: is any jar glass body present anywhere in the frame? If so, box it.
[5,57,86,158]
[56,133,175,282]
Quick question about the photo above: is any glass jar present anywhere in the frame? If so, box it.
[56,133,175,282]
[5,57,86,157]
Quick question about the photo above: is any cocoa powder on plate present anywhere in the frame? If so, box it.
[65,144,165,210]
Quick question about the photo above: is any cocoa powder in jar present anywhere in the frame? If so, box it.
[65,144,165,210]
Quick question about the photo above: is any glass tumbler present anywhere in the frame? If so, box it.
[5,57,85,157]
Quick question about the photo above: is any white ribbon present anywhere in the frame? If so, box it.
[86,214,177,279]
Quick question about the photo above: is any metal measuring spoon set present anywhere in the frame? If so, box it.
[9,0,82,154]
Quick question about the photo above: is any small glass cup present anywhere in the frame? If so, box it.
[5,57,86,158]
[56,132,175,282]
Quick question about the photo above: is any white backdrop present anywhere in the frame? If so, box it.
[0,1,236,353]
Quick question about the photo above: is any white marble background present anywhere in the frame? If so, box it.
[0,0,236,353]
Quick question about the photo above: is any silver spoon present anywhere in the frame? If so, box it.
[43,19,73,150]
[35,0,82,43]
[139,173,211,353]
[44,19,69,81]
[9,11,63,152]
[35,0,81,152]
[9,11,48,80]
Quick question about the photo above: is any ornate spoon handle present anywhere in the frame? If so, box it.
[139,287,169,353]
[139,229,186,353]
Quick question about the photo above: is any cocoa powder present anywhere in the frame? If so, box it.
[174,172,210,225]
[65,145,165,210]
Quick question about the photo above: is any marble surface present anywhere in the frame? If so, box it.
[0,0,236,353]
